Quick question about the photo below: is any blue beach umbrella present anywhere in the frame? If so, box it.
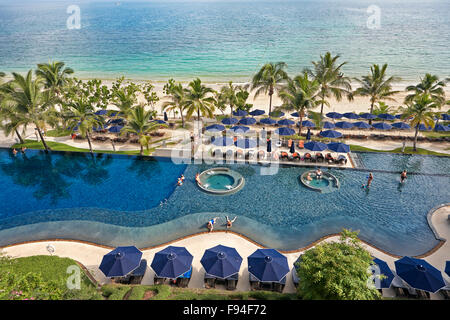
[301,120,315,128]
[249,109,265,116]
[434,124,449,132]
[353,121,372,129]
[269,111,284,117]
[109,112,125,117]
[320,130,343,139]
[442,114,450,121]
[221,117,239,125]
[371,258,395,289]
[417,124,432,131]
[95,109,108,116]
[92,124,107,132]
[394,114,403,119]
[211,136,234,146]
[392,122,411,130]
[274,127,295,136]
[259,118,277,125]
[233,109,248,117]
[291,112,301,117]
[151,246,194,279]
[343,112,359,119]
[335,121,354,129]
[230,125,250,133]
[394,256,445,293]
[235,138,257,149]
[99,246,143,278]
[248,249,289,282]
[377,113,396,121]
[152,119,167,124]
[304,141,328,151]
[323,121,336,129]
[277,119,295,126]
[206,124,225,132]
[360,113,377,120]
[109,118,125,125]
[445,261,450,277]
[373,122,392,130]
[200,245,243,279]
[326,112,343,119]
[108,125,123,133]
[327,142,350,153]
[239,117,257,125]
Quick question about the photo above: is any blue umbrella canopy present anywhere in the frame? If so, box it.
[371,258,395,289]
[206,124,226,132]
[327,142,350,153]
[434,124,450,132]
[211,136,234,146]
[274,127,295,136]
[323,121,336,129]
[109,118,125,124]
[304,141,328,151]
[445,261,450,277]
[151,246,194,279]
[248,249,289,282]
[442,113,450,121]
[335,121,354,129]
[230,125,250,133]
[235,138,257,149]
[221,117,239,125]
[249,109,265,116]
[152,119,167,124]
[301,120,315,128]
[394,256,445,293]
[233,109,248,117]
[99,246,143,277]
[392,122,411,130]
[326,112,343,119]
[269,111,284,117]
[320,130,343,139]
[394,114,403,119]
[372,122,393,130]
[353,121,372,129]
[360,113,377,120]
[277,119,295,126]
[291,112,301,117]
[259,118,277,125]
[93,124,108,132]
[200,245,243,279]
[343,112,359,119]
[95,109,108,116]
[109,112,125,117]
[108,125,124,133]
[239,117,257,125]
[377,113,396,120]
[417,124,432,131]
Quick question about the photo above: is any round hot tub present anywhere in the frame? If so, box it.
[197,167,245,195]
[299,170,340,193]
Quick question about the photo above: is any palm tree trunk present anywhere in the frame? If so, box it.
[197,108,201,121]
[86,133,94,154]
[413,126,419,151]
[269,94,273,116]
[15,129,24,144]
[140,144,143,156]
[320,102,324,119]
[180,108,185,128]
[298,115,303,135]
[230,104,234,117]
[369,101,375,125]
[35,126,50,152]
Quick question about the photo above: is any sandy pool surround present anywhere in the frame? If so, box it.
[197,167,245,195]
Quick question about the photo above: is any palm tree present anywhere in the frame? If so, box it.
[278,72,321,135]
[220,81,241,116]
[184,78,216,121]
[251,62,288,115]
[405,73,446,107]
[121,105,165,155]
[1,71,56,152]
[354,64,400,124]
[162,80,187,128]
[35,61,74,95]
[305,52,353,121]
[372,102,395,115]
[64,95,104,153]
[400,94,437,151]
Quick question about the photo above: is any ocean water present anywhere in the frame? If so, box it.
[0,148,449,255]
[0,0,449,82]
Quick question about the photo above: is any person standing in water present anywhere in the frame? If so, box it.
[400,170,407,183]
[365,173,374,188]
[225,216,237,230]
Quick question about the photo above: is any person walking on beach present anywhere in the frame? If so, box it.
[225,216,237,230]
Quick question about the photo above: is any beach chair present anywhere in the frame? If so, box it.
[246,150,256,160]
[272,276,286,293]
[303,153,312,162]
[257,150,266,160]
[336,155,347,165]
[280,151,289,160]
[204,273,216,289]
[212,149,222,158]
[325,153,335,163]
[249,273,261,290]
[315,153,325,162]
[176,266,192,288]
[297,140,304,149]
[292,152,301,161]
[225,149,234,160]
[154,276,165,285]
[225,273,239,291]
[236,149,245,159]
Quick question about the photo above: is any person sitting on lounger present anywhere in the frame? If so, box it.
[315,168,322,179]
[226,216,237,229]
[207,217,219,232]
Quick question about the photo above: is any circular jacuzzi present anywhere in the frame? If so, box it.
[197,167,245,195]
[299,170,340,193]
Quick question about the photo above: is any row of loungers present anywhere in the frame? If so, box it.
[212,149,348,165]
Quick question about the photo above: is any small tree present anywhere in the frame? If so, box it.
[296,229,381,300]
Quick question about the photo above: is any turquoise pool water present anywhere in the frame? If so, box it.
[204,174,235,191]
[0,148,449,256]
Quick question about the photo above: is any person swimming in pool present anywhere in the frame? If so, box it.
[315,168,322,179]
[177,178,183,186]
[400,170,407,183]
[226,216,237,229]
[207,217,219,232]
[180,174,185,182]
[12,148,18,156]
[306,172,313,181]
[195,173,201,185]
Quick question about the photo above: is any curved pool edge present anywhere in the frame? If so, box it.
[1,204,448,259]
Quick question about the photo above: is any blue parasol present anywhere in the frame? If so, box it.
[211,136,234,146]
[233,109,248,117]
[259,118,277,125]
[326,112,343,119]
[249,109,265,116]
[373,122,392,130]
[221,117,239,125]
[99,246,143,278]
[206,124,226,132]
[248,249,289,282]
[343,112,359,119]
[320,130,343,139]
[151,246,194,279]
[230,125,250,133]
[277,119,295,126]
[392,122,411,130]
[274,127,295,136]
[371,258,395,289]
[235,138,257,149]
[327,142,350,153]
[377,113,396,121]
[353,121,372,129]
[239,117,257,125]
[335,121,354,129]
[360,113,377,120]
[200,245,243,279]
[323,121,336,129]
[304,141,328,151]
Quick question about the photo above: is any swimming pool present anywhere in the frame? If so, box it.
[0,148,448,256]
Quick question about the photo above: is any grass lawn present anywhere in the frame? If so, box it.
[45,128,72,137]
[422,131,450,138]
